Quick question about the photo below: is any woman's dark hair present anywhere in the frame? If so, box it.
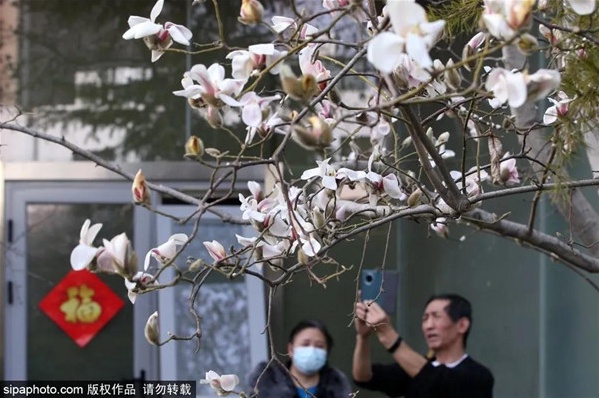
[288,319,334,352]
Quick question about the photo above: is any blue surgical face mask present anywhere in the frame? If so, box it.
[292,346,327,375]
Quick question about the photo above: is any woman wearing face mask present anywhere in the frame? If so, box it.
[248,319,352,397]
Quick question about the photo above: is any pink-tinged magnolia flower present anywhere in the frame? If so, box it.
[172,63,246,108]
[299,45,331,91]
[366,171,407,206]
[430,217,449,238]
[248,181,262,201]
[450,168,490,197]
[367,0,445,73]
[132,169,151,206]
[220,92,281,128]
[301,158,338,190]
[122,0,192,62]
[226,44,287,80]
[70,219,103,271]
[144,233,188,271]
[96,233,135,276]
[482,0,534,40]
[203,240,227,262]
[499,152,520,186]
[200,371,240,395]
[566,0,596,15]
[524,69,561,102]
[485,67,527,108]
[271,16,318,39]
[125,272,157,304]
[323,0,350,11]
[544,91,572,125]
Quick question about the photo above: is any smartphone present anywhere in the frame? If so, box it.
[361,269,398,315]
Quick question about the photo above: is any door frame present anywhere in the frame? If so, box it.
[3,180,156,380]
[1,161,265,381]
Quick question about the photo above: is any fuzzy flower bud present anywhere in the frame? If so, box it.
[239,0,264,25]
[184,135,204,159]
[132,169,151,206]
[280,64,318,103]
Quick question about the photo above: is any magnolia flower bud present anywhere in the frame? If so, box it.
[205,148,222,158]
[144,311,160,346]
[517,33,539,55]
[184,135,204,159]
[308,116,333,147]
[297,249,310,265]
[132,169,151,206]
[444,59,462,91]
[407,188,423,207]
[436,131,450,146]
[280,65,318,103]
[204,105,223,129]
[310,207,327,229]
[239,0,264,25]
[401,136,412,149]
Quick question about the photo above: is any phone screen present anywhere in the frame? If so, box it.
[361,269,398,314]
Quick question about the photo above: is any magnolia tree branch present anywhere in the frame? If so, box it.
[502,45,599,257]
[461,208,599,273]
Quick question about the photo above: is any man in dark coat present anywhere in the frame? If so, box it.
[353,293,494,397]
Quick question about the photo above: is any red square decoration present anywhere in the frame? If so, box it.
[39,269,125,348]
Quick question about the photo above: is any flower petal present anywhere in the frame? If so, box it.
[242,102,263,127]
[406,33,433,69]
[150,0,164,23]
[70,244,99,271]
[367,32,405,74]
[166,24,192,45]
[219,375,240,392]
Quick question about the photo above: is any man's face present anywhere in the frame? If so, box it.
[421,299,467,352]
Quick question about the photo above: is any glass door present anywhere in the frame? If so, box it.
[4,182,155,381]
[156,206,268,397]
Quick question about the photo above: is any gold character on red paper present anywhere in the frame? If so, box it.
[59,284,102,323]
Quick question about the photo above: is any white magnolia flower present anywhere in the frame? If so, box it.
[122,0,192,62]
[239,193,265,222]
[481,0,534,40]
[144,233,188,271]
[70,219,103,271]
[200,371,240,395]
[485,67,527,108]
[220,92,281,128]
[300,233,322,257]
[172,64,246,108]
[96,233,132,275]
[544,91,572,125]
[367,0,445,73]
[301,158,338,190]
